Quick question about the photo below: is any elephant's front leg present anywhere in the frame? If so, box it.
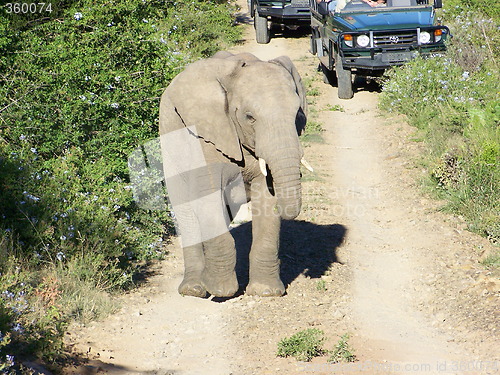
[179,244,206,298]
[197,188,238,297]
[201,232,238,297]
[246,176,285,297]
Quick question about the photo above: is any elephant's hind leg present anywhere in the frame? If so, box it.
[179,244,207,298]
[201,232,238,297]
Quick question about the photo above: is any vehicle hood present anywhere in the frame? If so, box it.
[333,7,435,31]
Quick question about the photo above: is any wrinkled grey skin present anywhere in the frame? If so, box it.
[159,51,307,298]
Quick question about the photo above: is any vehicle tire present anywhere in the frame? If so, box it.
[335,52,353,99]
[255,8,270,44]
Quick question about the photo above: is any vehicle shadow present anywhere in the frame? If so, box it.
[235,11,311,42]
[271,25,312,40]
[353,75,383,94]
[229,219,347,295]
[235,12,253,25]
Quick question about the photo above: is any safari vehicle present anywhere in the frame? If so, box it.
[248,0,311,44]
[310,0,450,99]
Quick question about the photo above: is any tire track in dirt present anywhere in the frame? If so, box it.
[318,84,499,373]
[327,93,463,368]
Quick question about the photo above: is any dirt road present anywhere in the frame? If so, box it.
[64,5,499,375]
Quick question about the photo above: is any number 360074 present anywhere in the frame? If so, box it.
[5,3,53,14]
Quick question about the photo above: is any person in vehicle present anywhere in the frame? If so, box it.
[361,0,387,7]
[334,0,386,11]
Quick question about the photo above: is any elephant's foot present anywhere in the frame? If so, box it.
[178,276,207,298]
[201,270,238,297]
[246,277,285,297]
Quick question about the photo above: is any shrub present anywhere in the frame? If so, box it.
[0,0,241,368]
[380,7,499,243]
[328,334,356,363]
[277,328,326,361]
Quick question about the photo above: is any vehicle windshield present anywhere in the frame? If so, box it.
[331,0,435,30]
[339,0,430,13]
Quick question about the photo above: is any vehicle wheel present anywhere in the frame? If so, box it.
[254,9,270,44]
[335,52,353,99]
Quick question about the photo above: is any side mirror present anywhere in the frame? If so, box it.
[434,0,442,9]
[317,2,330,15]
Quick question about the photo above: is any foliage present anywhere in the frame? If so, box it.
[328,334,356,363]
[380,6,499,243]
[302,120,325,143]
[442,0,500,23]
[0,0,241,368]
[481,251,500,269]
[0,0,239,175]
[316,279,327,291]
[277,328,326,361]
[325,104,345,112]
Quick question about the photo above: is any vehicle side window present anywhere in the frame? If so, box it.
[387,0,417,6]
[342,0,371,10]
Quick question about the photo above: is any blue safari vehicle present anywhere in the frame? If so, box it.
[310,0,450,98]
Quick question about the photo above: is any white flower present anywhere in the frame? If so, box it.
[111,103,119,109]
[74,12,83,20]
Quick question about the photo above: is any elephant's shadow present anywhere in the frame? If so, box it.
[229,220,347,297]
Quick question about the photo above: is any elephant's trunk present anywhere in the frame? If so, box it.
[267,148,302,220]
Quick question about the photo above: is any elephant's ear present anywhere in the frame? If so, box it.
[163,58,244,161]
[269,56,308,118]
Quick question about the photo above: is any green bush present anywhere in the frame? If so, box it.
[0,0,241,369]
[442,0,500,22]
[277,328,326,361]
[328,334,356,363]
[380,7,499,242]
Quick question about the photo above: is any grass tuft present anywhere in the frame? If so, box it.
[277,328,326,362]
[328,334,357,363]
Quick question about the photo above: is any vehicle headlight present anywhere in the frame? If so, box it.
[419,31,431,44]
[356,34,370,48]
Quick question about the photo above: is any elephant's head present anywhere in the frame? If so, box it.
[162,52,308,220]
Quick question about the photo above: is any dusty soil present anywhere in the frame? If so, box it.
[63,4,499,375]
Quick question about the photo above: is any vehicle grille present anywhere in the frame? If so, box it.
[373,31,417,47]
[291,0,309,7]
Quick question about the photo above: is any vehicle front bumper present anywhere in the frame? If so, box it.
[257,5,310,22]
[341,46,446,70]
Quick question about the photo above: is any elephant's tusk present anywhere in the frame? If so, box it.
[259,158,268,177]
[301,158,314,172]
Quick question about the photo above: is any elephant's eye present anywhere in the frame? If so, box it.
[245,112,256,124]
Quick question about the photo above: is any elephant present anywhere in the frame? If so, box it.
[159,51,311,298]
